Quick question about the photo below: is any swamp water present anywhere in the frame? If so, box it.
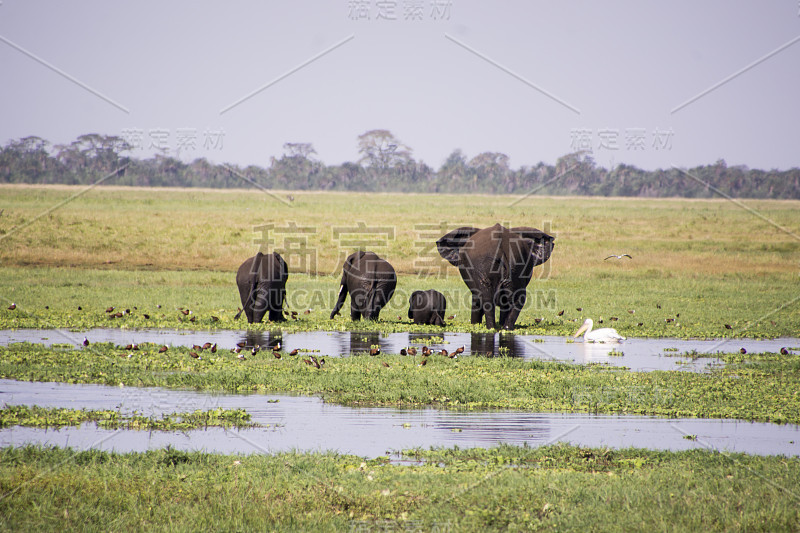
[1,380,799,459]
[3,330,799,459]
[2,328,798,372]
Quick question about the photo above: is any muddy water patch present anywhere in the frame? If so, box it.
[1,380,798,458]
[3,328,798,373]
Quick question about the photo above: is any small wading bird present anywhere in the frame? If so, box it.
[83,336,89,347]
[159,345,168,353]
[7,303,16,310]
[407,347,417,356]
[574,318,625,343]
[780,347,789,355]
[289,349,299,356]
[604,254,632,260]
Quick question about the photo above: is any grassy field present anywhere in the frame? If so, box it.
[0,184,798,337]
[1,445,798,532]
[1,185,799,531]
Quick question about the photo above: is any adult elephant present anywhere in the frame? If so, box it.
[330,251,396,321]
[235,252,288,323]
[436,223,554,330]
[408,289,447,326]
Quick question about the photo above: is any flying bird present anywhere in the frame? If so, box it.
[574,318,625,343]
[604,254,632,260]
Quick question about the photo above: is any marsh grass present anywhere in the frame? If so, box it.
[0,405,256,430]
[0,266,797,338]
[0,444,798,532]
[1,186,798,337]
[2,342,799,424]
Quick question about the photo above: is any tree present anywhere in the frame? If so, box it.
[357,129,413,170]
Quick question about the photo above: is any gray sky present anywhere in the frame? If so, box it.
[1,1,799,171]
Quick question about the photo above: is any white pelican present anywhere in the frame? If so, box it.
[574,318,625,343]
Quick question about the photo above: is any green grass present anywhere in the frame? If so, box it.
[0,444,798,532]
[0,405,256,431]
[2,342,799,424]
[0,266,797,338]
[0,186,798,337]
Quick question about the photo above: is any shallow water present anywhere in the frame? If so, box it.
[1,380,798,458]
[2,328,798,373]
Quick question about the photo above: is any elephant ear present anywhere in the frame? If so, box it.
[251,251,265,276]
[273,252,288,279]
[436,227,480,266]
[511,227,555,267]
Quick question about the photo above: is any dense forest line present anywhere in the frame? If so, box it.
[2,131,799,199]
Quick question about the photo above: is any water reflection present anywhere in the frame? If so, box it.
[1,328,797,373]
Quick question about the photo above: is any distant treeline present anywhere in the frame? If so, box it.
[2,131,799,199]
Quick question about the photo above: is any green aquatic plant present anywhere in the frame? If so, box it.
[1,343,799,424]
[0,405,257,430]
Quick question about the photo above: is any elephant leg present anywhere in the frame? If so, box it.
[268,287,286,322]
[497,287,512,329]
[349,300,362,321]
[350,287,368,321]
[367,280,395,320]
[469,291,484,325]
[481,286,497,329]
[251,287,269,323]
[503,288,527,329]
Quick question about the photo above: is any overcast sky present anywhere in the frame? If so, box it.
[1,1,799,171]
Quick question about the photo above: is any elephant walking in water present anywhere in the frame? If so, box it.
[235,252,288,323]
[330,251,396,321]
[437,224,554,330]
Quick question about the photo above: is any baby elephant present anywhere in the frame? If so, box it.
[408,289,447,326]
